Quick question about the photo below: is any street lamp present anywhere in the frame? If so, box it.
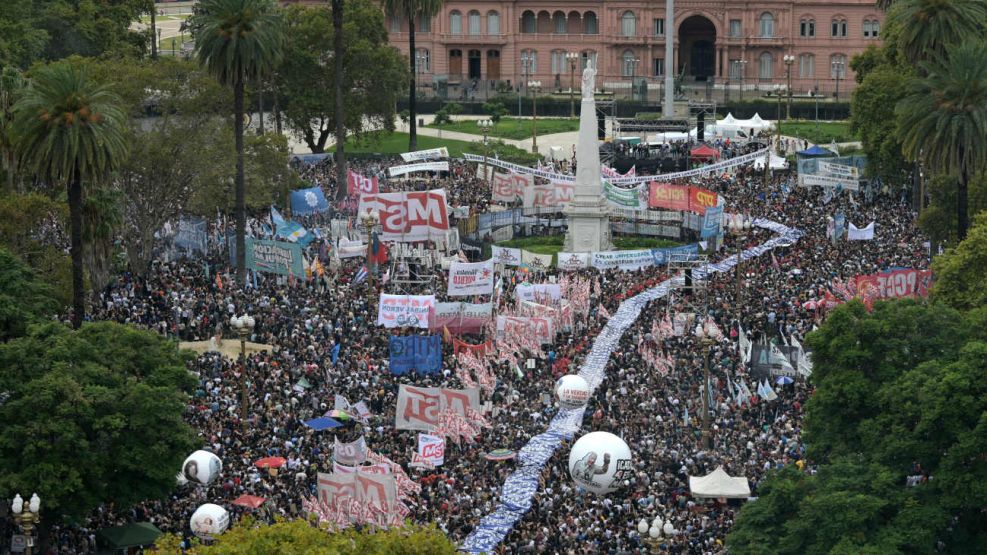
[629,57,641,101]
[566,52,579,117]
[783,54,795,119]
[832,60,845,101]
[11,494,41,555]
[773,83,786,146]
[739,59,748,101]
[693,320,718,449]
[477,119,493,184]
[638,516,665,552]
[528,80,541,154]
[729,215,752,329]
[360,208,381,290]
[520,52,534,117]
[230,314,255,430]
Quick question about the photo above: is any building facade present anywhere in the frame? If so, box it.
[384,1,883,97]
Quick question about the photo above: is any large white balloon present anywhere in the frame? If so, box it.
[182,450,222,485]
[555,375,590,409]
[190,504,230,540]
[568,431,633,495]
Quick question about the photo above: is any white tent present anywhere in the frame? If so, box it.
[688,466,751,499]
[715,113,772,136]
[754,151,788,170]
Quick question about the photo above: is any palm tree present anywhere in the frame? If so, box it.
[381,0,444,152]
[194,0,284,284]
[885,0,987,63]
[11,61,128,329]
[897,41,987,241]
[0,68,25,193]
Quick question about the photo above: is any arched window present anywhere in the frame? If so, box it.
[581,50,598,70]
[799,53,814,78]
[621,11,636,37]
[418,16,430,33]
[389,14,401,33]
[622,50,639,77]
[487,11,500,35]
[521,49,537,73]
[759,52,773,79]
[584,12,598,34]
[831,18,847,37]
[553,11,567,34]
[759,13,774,38]
[415,49,430,72]
[521,11,536,33]
[450,11,462,35]
[468,10,481,35]
[830,54,847,78]
[863,19,880,38]
[800,18,815,37]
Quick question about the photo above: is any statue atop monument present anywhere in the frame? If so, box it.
[581,60,596,100]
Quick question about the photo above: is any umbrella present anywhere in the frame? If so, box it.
[775,376,794,386]
[484,449,517,461]
[254,456,287,469]
[326,409,352,421]
[304,417,342,431]
[231,494,267,509]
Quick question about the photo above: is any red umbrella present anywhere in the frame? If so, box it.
[232,494,267,509]
[254,456,287,469]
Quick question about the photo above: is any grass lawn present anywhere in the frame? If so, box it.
[345,132,479,157]
[777,120,858,144]
[497,235,680,265]
[428,117,579,141]
[158,36,186,53]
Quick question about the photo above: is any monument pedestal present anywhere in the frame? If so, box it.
[564,72,612,254]
[564,198,611,252]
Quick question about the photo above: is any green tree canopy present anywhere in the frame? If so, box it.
[0,248,56,341]
[931,212,987,310]
[0,321,198,520]
[155,518,458,554]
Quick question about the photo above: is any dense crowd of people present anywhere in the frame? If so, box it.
[27,145,926,554]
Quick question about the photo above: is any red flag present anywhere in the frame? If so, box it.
[215,272,223,290]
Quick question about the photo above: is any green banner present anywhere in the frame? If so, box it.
[246,238,305,276]
[603,181,643,208]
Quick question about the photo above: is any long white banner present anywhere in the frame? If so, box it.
[464,147,768,185]
[358,189,450,242]
[591,250,654,271]
[377,294,436,329]
[798,173,859,191]
[447,260,495,296]
[400,147,449,162]
[389,161,449,176]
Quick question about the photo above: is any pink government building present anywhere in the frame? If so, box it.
[381,1,884,97]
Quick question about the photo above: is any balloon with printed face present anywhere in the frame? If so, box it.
[190,504,230,540]
[555,374,590,409]
[182,450,222,485]
[568,431,633,495]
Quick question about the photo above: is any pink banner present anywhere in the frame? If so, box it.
[855,269,932,299]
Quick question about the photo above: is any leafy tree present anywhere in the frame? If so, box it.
[81,186,123,295]
[0,193,72,306]
[278,3,405,155]
[0,67,25,192]
[155,518,458,554]
[0,321,198,520]
[332,0,347,203]
[931,213,987,310]
[896,41,987,240]
[850,63,912,187]
[11,60,129,329]
[884,0,987,64]
[194,0,284,284]
[483,100,508,123]
[380,0,445,152]
[0,249,56,341]
[916,172,987,246]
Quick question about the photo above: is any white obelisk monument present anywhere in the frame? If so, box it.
[564,60,612,253]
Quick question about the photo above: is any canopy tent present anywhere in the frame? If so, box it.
[179,337,274,360]
[232,494,267,509]
[754,151,789,170]
[690,145,721,160]
[713,113,773,136]
[97,522,163,551]
[689,466,751,499]
[796,145,836,158]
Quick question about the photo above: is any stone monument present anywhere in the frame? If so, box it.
[564,60,612,253]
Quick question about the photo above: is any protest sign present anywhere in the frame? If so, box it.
[389,335,442,375]
[377,294,436,329]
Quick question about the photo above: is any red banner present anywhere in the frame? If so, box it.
[648,182,691,211]
[855,269,932,299]
[347,170,379,198]
[689,187,718,215]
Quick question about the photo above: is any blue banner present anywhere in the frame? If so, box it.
[389,335,442,375]
[701,205,723,239]
[230,237,306,277]
[833,211,846,242]
[174,217,207,253]
[290,187,330,215]
[649,243,700,265]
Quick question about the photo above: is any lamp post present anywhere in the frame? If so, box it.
[738,59,748,101]
[361,208,381,291]
[773,83,786,146]
[477,119,493,184]
[11,494,41,555]
[629,56,641,101]
[832,60,844,101]
[230,314,255,430]
[528,80,541,154]
[415,51,423,98]
[520,52,533,117]
[729,215,752,329]
[638,516,666,552]
[693,320,717,449]
[566,52,579,117]
[783,54,795,119]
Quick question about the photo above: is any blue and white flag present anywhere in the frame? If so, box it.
[270,206,286,232]
[701,205,723,239]
[276,221,314,246]
[290,186,330,215]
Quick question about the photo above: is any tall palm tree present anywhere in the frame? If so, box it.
[333,0,348,203]
[11,61,128,329]
[194,0,284,284]
[885,0,987,63]
[381,0,444,151]
[897,41,987,241]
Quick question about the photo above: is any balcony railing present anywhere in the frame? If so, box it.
[439,33,509,44]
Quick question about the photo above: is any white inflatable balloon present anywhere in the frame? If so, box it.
[555,375,590,409]
[190,504,230,540]
[568,431,633,495]
[182,450,222,485]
